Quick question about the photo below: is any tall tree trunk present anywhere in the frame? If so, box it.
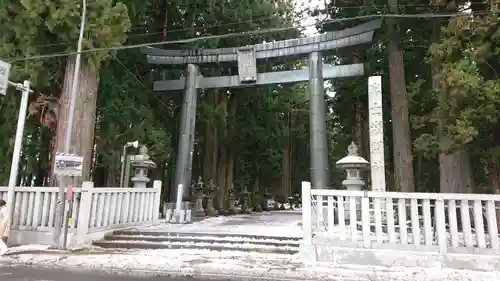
[52,57,100,186]
[351,54,367,158]
[430,22,475,194]
[35,127,51,186]
[215,143,227,209]
[92,154,105,186]
[281,111,292,199]
[202,94,218,184]
[439,150,475,193]
[214,92,228,208]
[105,153,120,187]
[487,127,500,193]
[162,0,168,41]
[223,94,238,205]
[289,111,295,195]
[387,0,415,192]
[434,66,475,193]
[353,103,364,153]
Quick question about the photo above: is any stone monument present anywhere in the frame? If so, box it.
[368,76,386,191]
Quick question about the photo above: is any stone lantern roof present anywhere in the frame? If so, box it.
[335,142,369,168]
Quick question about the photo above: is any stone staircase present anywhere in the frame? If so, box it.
[93,230,301,255]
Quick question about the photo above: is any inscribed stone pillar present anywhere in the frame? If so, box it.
[308,52,329,189]
[368,76,386,191]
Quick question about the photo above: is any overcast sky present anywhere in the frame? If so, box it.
[296,0,325,36]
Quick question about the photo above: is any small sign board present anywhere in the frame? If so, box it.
[54,153,83,177]
[237,46,257,83]
[0,60,11,96]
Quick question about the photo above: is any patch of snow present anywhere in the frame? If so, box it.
[7,244,51,252]
[3,248,499,281]
[115,234,301,244]
[106,239,299,251]
[139,212,303,238]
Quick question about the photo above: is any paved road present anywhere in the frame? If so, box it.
[0,266,237,281]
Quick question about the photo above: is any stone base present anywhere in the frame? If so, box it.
[303,243,500,271]
[195,210,206,217]
[206,209,218,216]
[241,208,252,214]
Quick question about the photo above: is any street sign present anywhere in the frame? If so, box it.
[53,153,84,177]
[0,60,12,96]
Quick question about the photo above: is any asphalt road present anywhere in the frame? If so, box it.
[0,266,239,281]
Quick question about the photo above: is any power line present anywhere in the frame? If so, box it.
[112,54,171,109]
[29,3,475,49]
[6,11,492,64]
[125,3,462,32]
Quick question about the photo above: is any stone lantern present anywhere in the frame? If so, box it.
[335,142,369,191]
[335,142,369,222]
[194,176,206,217]
[129,145,156,188]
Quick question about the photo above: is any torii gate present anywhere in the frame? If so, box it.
[141,19,382,197]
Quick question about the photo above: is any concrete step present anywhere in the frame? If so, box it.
[93,231,301,255]
[105,234,301,247]
[93,240,299,254]
[113,230,302,241]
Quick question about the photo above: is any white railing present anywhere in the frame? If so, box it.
[302,181,500,254]
[0,187,82,230]
[0,181,162,244]
[78,181,162,235]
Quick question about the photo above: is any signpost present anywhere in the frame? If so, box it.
[2,59,34,227]
[0,60,11,95]
[53,153,83,249]
[53,153,84,176]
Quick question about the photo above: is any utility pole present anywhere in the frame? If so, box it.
[52,0,87,248]
[4,79,32,224]
[1,57,33,225]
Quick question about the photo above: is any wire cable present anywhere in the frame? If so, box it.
[23,2,476,49]
[6,11,492,64]
[112,54,171,109]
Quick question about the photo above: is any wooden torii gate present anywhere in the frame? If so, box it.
[141,19,382,198]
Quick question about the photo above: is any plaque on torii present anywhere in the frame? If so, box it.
[237,46,257,84]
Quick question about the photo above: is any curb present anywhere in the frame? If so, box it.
[2,247,127,257]
[2,253,498,281]
[0,260,366,281]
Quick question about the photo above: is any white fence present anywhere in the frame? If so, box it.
[0,181,162,246]
[301,181,500,270]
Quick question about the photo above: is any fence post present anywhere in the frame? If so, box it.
[301,181,315,263]
[76,181,94,244]
[153,180,162,224]
[435,197,448,253]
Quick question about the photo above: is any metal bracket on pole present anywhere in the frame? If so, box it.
[7,81,34,93]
